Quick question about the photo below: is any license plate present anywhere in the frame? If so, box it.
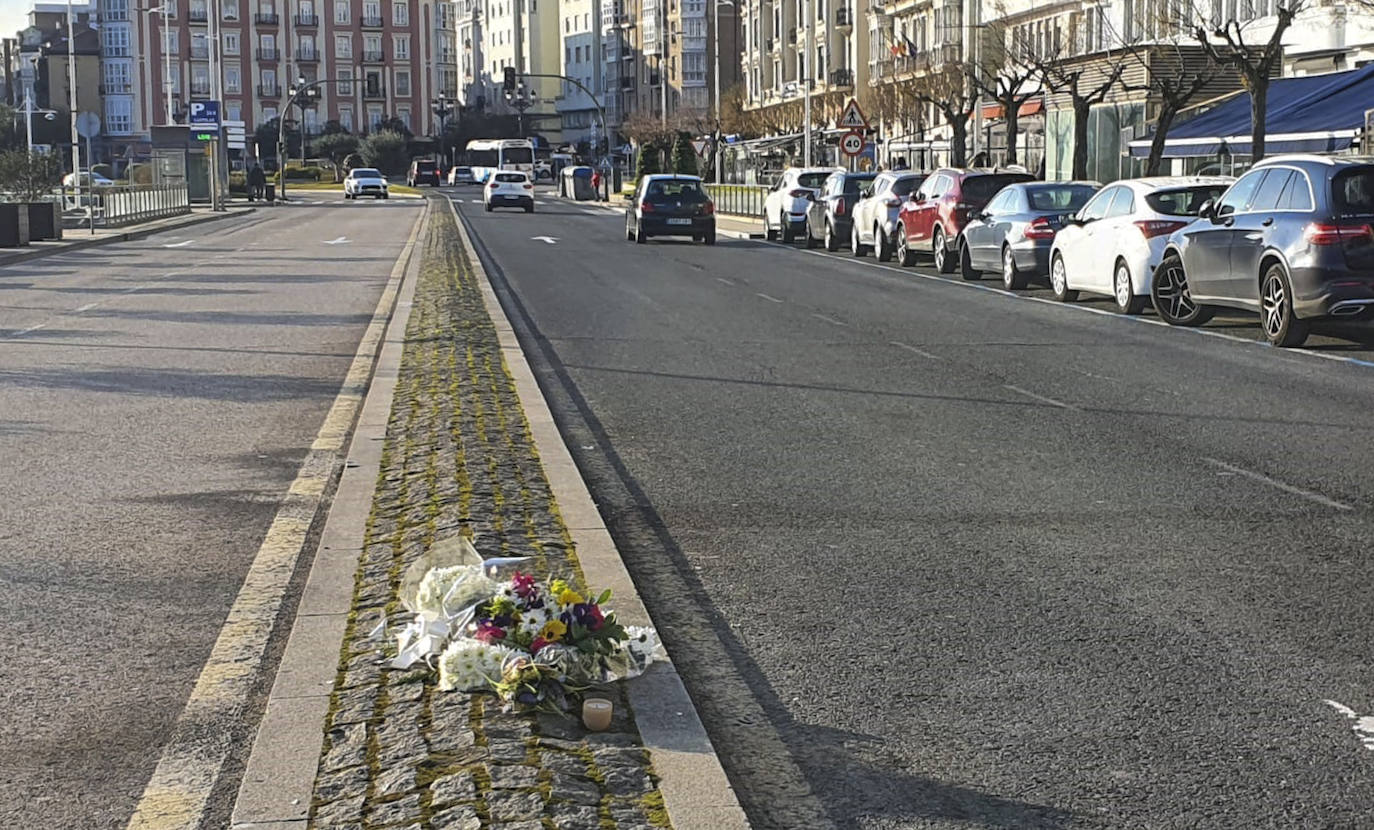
[667,218,691,225]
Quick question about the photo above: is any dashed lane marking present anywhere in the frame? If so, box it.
[811,312,846,327]
[1004,384,1075,410]
[122,202,427,830]
[1324,700,1374,751]
[889,340,940,359]
[1203,457,1353,511]
[755,292,783,303]
[715,277,736,286]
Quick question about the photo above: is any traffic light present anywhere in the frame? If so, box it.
[503,66,517,92]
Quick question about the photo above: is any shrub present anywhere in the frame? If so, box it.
[670,132,697,176]
[283,165,324,180]
[92,163,114,180]
[359,131,409,176]
[126,163,154,185]
[0,149,63,202]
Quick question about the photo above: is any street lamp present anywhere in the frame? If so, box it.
[432,94,456,168]
[712,0,735,183]
[142,4,174,126]
[284,75,321,163]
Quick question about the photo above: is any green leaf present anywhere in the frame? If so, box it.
[597,588,612,605]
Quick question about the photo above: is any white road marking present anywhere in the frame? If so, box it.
[715,277,737,286]
[75,302,98,312]
[451,198,464,202]
[161,240,195,248]
[811,312,846,327]
[531,236,559,244]
[16,323,47,336]
[323,236,351,245]
[1323,700,1374,751]
[1004,384,1075,410]
[755,292,783,303]
[1203,458,1352,511]
[889,340,940,359]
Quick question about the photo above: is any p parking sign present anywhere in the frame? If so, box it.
[189,100,220,126]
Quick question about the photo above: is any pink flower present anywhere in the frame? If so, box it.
[511,571,537,600]
[530,636,549,654]
[475,621,507,643]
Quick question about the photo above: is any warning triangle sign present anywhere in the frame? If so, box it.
[839,98,868,130]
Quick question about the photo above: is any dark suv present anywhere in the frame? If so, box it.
[804,171,877,251]
[408,158,442,187]
[897,168,1036,272]
[1154,155,1374,346]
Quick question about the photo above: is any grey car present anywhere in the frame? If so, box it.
[804,171,877,251]
[1155,154,1374,346]
[958,181,1100,288]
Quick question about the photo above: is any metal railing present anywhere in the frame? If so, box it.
[362,49,385,61]
[254,11,279,23]
[835,6,852,25]
[704,183,768,218]
[360,14,384,26]
[58,184,190,228]
[294,12,318,24]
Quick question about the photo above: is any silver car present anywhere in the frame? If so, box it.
[850,172,927,261]
[958,181,1100,288]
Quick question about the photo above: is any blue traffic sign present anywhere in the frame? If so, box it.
[189,100,220,125]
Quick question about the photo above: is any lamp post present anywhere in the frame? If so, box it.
[278,76,349,202]
[140,4,174,124]
[802,0,812,166]
[432,93,456,168]
[712,0,734,183]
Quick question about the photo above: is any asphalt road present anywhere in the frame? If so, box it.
[456,190,1374,829]
[0,198,421,829]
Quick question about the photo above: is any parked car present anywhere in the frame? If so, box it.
[851,172,927,261]
[1153,155,1374,346]
[62,171,115,188]
[484,170,535,212]
[343,167,389,200]
[896,168,1036,272]
[625,174,716,244]
[1050,176,1233,313]
[803,171,877,251]
[958,181,1100,288]
[448,165,475,185]
[763,167,836,242]
[407,158,442,187]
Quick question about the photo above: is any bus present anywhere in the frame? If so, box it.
[464,139,535,182]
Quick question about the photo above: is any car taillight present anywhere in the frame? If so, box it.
[1024,217,1056,240]
[1134,219,1188,239]
[789,188,812,199]
[523,183,533,189]
[1304,222,1374,245]
[702,202,715,215]
[835,198,846,216]
[640,201,654,213]
[488,181,498,189]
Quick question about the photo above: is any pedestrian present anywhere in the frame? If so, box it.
[247,163,267,201]
[892,156,909,171]
[591,169,602,201]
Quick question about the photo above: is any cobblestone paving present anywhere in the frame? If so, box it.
[308,203,671,830]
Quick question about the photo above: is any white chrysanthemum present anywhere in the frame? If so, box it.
[437,640,519,691]
[415,565,498,618]
[516,604,554,636]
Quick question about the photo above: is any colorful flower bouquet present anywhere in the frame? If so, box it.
[386,536,663,713]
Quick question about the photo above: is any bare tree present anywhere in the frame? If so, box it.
[968,18,1041,165]
[901,63,978,166]
[1029,44,1124,179]
[1194,0,1304,161]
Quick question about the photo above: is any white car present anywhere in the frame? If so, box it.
[763,167,836,242]
[448,165,475,185]
[63,171,115,187]
[344,167,389,200]
[484,170,534,212]
[850,171,927,261]
[1049,176,1234,313]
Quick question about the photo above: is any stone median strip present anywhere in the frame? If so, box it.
[238,198,742,830]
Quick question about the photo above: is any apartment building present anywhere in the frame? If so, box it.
[598,0,634,138]
[557,0,602,146]
[741,0,866,121]
[467,0,562,140]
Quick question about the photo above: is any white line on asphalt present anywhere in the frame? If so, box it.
[889,340,940,359]
[811,312,846,326]
[13,323,46,337]
[74,302,98,312]
[715,277,737,286]
[1004,384,1075,410]
[1323,700,1374,750]
[755,292,784,303]
[161,240,194,248]
[1203,457,1353,511]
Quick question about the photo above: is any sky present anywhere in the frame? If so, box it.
[2,0,30,38]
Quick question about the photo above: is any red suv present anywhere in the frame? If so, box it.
[897,168,1035,272]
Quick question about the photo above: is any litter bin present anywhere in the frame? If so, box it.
[265,183,276,203]
[560,167,597,201]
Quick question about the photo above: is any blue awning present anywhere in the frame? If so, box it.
[1128,64,1374,158]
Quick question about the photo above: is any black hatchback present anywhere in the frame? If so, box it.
[625,175,716,245]
[1155,155,1374,346]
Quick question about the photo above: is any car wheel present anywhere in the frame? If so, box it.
[804,220,819,249]
[525,204,534,213]
[636,225,647,244]
[933,228,955,274]
[626,220,635,242]
[1050,253,1079,302]
[1151,254,1214,326]
[851,224,868,257]
[765,211,778,241]
[897,232,917,267]
[1114,260,1146,315]
[485,202,493,212]
[1260,263,1310,347]
[825,221,840,252]
[1002,246,1027,290]
[782,222,795,243]
[876,225,894,262]
[704,229,716,246]
[959,240,981,281]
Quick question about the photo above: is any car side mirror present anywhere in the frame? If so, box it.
[911,192,925,203]
[1198,198,1218,221]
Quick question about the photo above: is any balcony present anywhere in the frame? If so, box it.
[99,81,132,94]
[766,37,777,52]
[296,47,319,61]
[189,8,209,21]
[360,14,384,27]
[362,49,385,62]
[294,12,318,24]
[835,6,851,26]
[191,82,212,95]
[259,83,281,96]
[254,11,279,24]
[828,67,852,87]
[257,47,280,60]
[787,27,796,43]
[620,76,634,90]
[363,84,386,99]
[189,44,210,59]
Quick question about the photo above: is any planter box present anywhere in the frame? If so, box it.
[0,203,31,248]
[25,201,61,241]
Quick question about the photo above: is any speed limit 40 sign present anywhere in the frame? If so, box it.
[839,130,865,157]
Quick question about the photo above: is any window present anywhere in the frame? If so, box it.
[225,66,242,92]
[227,101,243,121]
[262,68,277,89]
[395,69,411,95]
[1332,167,1374,214]
[102,25,130,56]
[1105,187,1135,217]
[104,96,132,133]
[1079,186,1116,221]
[364,34,381,52]
[367,104,383,128]
[191,0,208,19]
[163,29,179,52]
[260,33,276,50]
[1217,170,1264,217]
[336,34,352,57]
[393,35,409,59]
[985,190,1016,214]
[398,106,411,130]
[334,0,350,22]
[223,32,240,54]
[102,0,129,21]
[263,106,278,120]
[337,66,353,92]
[338,105,354,131]
[1247,169,1293,212]
[1279,171,1314,211]
[224,0,240,17]
[392,0,407,24]
[1146,186,1230,216]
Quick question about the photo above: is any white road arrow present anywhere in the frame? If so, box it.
[531,236,559,244]
[323,236,351,245]
[161,240,194,248]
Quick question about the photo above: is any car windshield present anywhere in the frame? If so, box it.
[352,169,381,178]
[416,161,438,171]
[797,172,830,189]
[495,173,527,183]
[1332,167,1374,215]
[962,174,1034,203]
[503,147,534,164]
[1146,186,1230,216]
[647,180,706,200]
[890,176,924,197]
[843,175,877,195]
[1027,185,1098,212]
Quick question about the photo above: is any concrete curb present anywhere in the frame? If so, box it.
[446,197,752,830]
[0,207,257,267]
[226,202,428,830]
